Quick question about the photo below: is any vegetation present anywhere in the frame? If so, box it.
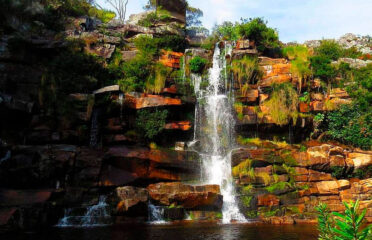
[135,109,168,140]
[231,56,260,91]
[316,201,371,240]
[189,56,208,74]
[262,83,299,126]
[283,45,312,92]
[326,104,371,150]
[238,18,280,53]
[138,8,172,27]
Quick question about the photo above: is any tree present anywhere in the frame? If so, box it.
[237,17,280,52]
[105,0,129,23]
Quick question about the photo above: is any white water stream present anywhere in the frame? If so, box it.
[193,43,246,223]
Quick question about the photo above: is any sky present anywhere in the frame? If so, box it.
[96,0,372,43]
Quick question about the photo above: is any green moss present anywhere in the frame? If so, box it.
[265,181,291,193]
[241,196,253,207]
[215,212,223,219]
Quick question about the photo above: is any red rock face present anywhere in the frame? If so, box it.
[258,57,292,87]
[159,50,183,69]
[164,121,192,131]
[147,182,223,210]
[124,93,182,109]
[257,194,280,207]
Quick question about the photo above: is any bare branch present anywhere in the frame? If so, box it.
[105,0,129,23]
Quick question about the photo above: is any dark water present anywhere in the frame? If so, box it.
[2,223,318,240]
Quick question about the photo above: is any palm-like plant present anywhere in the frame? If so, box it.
[332,200,371,240]
[316,200,371,240]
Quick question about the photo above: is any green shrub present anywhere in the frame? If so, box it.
[135,109,168,140]
[119,55,153,92]
[310,55,337,82]
[237,18,280,53]
[212,21,239,41]
[315,40,343,61]
[189,56,207,73]
[327,104,372,150]
[134,35,159,56]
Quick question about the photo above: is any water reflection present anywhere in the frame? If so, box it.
[2,223,318,240]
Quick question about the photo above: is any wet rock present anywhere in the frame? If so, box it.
[147,182,223,210]
[115,187,148,212]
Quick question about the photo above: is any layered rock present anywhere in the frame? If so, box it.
[147,182,223,210]
[232,140,372,223]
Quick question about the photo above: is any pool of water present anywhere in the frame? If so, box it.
[1,223,318,240]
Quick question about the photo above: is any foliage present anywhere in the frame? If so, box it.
[316,203,335,240]
[135,109,168,140]
[283,45,312,92]
[138,7,172,27]
[134,35,187,56]
[345,64,372,112]
[232,159,253,178]
[310,55,337,83]
[256,172,271,186]
[212,21,239,41]
[241,196,253,207]
[262,83,299,126]
[315,40,343,61]
[145,63,171,94]
[134,35,159,56]
[120,54,153,92]
[231,56,260,90]
[88,7,116,23]
[265,181,291,193]
[238,18,280,53]
[316,201,372,240]
[189,56,207,74]
[326,104,372,150]
[299,92,310,103]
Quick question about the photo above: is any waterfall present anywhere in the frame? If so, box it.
[193,43,246,223]
[148,203,166,224]
[57,196,112,227]
[118,93,124,121]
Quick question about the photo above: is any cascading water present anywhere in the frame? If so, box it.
[57,196,112,227]
[148,203,166,224]
[193,43,246,223]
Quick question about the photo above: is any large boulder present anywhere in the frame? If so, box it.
[147,182,223,210]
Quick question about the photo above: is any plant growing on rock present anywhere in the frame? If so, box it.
[231,56,260,90]
[189,56,207,74]
[283,45,312,92]
[262,83,299,126]
[135,109,168,140]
